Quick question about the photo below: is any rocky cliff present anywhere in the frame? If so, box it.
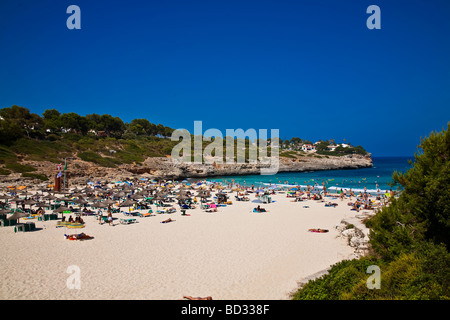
[1,154,372,186]
[127,154,372,179]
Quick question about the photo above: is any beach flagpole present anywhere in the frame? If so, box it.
[63,158,67,191]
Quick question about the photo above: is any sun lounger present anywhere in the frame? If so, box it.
[155,203,171,207]
[14,222,36,233]
[157,208,176,214]
[138,212,154,217]
[122,211,138,216]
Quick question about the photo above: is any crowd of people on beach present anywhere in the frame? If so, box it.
[0,177,396,235]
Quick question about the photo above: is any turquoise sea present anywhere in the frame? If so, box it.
[204,157,414,194]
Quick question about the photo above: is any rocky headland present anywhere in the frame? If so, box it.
[0,153,372,186]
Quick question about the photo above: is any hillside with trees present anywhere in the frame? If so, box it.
[0,105,371,181]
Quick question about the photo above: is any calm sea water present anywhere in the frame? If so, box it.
[204,157,414,193]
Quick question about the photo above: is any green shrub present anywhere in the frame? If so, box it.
[22,172,49,181]
[292,257,380,300]
[5,162,36,173]
[78,151,119,168]
[0,168,11,175]
[46,134,60,141]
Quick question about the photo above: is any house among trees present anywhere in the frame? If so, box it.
[301,144,316,152]
[327,143,352,152]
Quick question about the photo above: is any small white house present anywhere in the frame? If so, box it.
[327,145,338,152]
[328,143,352,151]
[302,144,315,152]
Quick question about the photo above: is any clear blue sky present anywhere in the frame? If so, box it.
[1,0,449,156]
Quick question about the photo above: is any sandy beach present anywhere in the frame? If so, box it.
[0,185,371,300]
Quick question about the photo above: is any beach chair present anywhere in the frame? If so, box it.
[138,212,153,217]
[14,224,25,233]
[14,222,36,233]
[120,218,137,224]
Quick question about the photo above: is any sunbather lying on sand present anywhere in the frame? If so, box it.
[161,218,174,223]
[183,295,213,300]
[254,205,268,212]
[64,232,93,240]
[308,228,329,233]
[325,202,338,207]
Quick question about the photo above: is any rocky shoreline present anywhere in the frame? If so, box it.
[0,154,372,186]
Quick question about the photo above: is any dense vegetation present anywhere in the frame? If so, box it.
[0,105,176,144]
[293,124,450,299]
[0,105,179,178]
[314,140,368,156]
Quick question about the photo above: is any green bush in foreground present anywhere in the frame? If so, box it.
[293,242,450,300]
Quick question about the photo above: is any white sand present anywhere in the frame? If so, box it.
[0,192,358,300]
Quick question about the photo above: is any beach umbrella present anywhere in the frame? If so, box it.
[9,197,23,209]
[0,194,10,209]
[177,193,191,201]
[57,196,73,207]
[10,196,23,202]
[7,210,29,223]
[54,206,71,217]
[91,202,108,211]
[43,194,57,200]
[101,199,116,206]
[119,199,137,211]
[73,198,89,209]
[54,206,71,213]
[152,194,166,202]
[34,201,50,208]
[22,199,37,207]
[130,193,143,200]
[114,191,126,198]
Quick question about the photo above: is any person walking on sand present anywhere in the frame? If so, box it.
[98,209,103,225]
[107,212,113,226]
